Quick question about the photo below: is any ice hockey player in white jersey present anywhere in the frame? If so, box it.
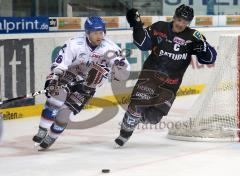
[32,16,130,150]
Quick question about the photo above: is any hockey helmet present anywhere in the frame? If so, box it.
[174,4,194,22]
[84,16,106,33]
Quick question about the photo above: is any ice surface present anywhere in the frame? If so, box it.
[1,95,240,176]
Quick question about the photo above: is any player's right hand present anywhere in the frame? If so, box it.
[126,8,143,27]
[44,73,59,98]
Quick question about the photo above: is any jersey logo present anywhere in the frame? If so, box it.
[91,53,101,59]
[193,31,204,41]
[159,50,188,60]
[173,37,185,45]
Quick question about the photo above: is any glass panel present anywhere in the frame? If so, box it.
[68,0,129,17]
[0,0,239,26]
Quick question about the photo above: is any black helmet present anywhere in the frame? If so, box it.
[174,4,194,22]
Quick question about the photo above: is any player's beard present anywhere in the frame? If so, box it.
[89,37,103,47]
[87,32,104,46]
[93,39,102,46]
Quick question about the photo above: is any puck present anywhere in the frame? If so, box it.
[102,169,110,173]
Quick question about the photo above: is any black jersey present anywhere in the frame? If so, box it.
[133,21,217,92]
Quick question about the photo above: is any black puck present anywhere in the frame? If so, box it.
[102,169,110,173]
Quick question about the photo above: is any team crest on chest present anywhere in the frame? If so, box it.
[173,37,186,45]
[91,52,101,61]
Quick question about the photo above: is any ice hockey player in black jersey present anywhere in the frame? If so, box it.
[115,4,217,147]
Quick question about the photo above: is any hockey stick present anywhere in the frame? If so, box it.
[0,83,75,105]
[0,90,46,105]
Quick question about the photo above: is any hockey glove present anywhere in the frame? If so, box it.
[113,58,127,69]
[85,63,110,88]
[44,73,60,98]
[126,8,144,28]
[111,57,129,81]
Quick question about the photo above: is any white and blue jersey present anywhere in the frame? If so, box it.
[50,34,130,88]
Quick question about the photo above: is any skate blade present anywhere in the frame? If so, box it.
[113,143,124,149]
[33,142,42,151]
[34,142,48,151]
[33,142,41,151]
[34,142,40,147]
[37,147,48,151]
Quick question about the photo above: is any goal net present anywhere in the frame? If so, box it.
[167,34,240,142]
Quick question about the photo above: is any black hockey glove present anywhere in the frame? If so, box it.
[44,73,59,98]
[65,80,96,97]
[126,8,144,28]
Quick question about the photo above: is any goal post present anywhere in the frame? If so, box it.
[167,34,240,142]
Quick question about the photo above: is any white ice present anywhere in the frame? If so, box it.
[0,95,240,176]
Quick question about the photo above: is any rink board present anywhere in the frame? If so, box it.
[0,84,205,120]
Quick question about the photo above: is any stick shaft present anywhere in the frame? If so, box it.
[0,81,80,106]
[0,90,46,105]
